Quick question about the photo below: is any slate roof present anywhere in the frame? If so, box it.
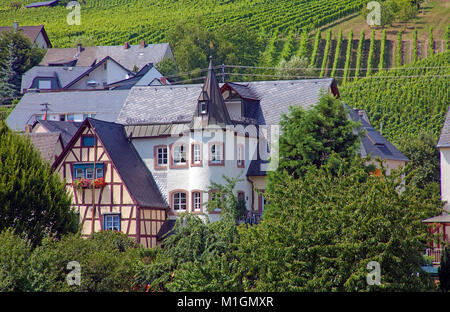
[40,43,173,71]
[156,219,176,240]
[34,120,82,146]
[117,78,336,125]
[53,118,168,208]
[21,66,91,92]
[438,106,450,148]
[25,0,59,8]
[0,24,51,47]
[6,90,130,131]
[26,132,61,163]
[422,213,450,223]
[348,108,409,162]
[87,118,168,208]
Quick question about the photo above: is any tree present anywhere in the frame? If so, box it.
[275,55,313,79]
[0,30,45,95]
[155,57,179,81]
[134,176,245,292]
[0,42,17,105]
[439,247,450,292]
[0,122,77,247]
[273,93,360,179]
[237,157,440,291]
[396,131,440,189]
[396,0,418,27]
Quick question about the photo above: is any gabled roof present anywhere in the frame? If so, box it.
[26,132,62,163]
[21,65,91,92]
[117,78,336,125]
[190,59,234,128]
[6,89,130,131]
[40,43,173,71]
[348,108,409,162]
[221,82,259,101]
[53,118,168,209]
[26,0,59,8]
[62,56,133,89]
[33,120,82,146]
[0,24,51,47]
[438,106,450,148]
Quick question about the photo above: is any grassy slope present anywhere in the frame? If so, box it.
[339,51,450,145]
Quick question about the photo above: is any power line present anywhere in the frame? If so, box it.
[222,64,450,71]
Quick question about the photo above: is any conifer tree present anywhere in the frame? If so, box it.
[0,121,77,246]
[0,42,17,105]
[439,247,450,292]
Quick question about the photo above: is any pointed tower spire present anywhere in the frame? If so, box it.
[190,57,233,129]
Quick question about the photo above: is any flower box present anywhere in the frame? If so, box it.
[73,178,106,189]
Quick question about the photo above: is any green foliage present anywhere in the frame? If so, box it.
[0,30,45,95]
[396,30,403,67]
[275,55,313,79]
[0,121,77,247]
[296,30,309,59]
[366,29,376,76]
[429,26,435,55]
[439,247,450,292]
[134,176,245,292]
[379,29,387,70]
[340,51,450,144]
[237,158,440,291]
[0,0,367,48]
[397,130,440,189]
[0,42,17,105]
[273,93,360,179]
[319,30,332,78]
[310,30,321,67]
[0,229,142,291]
[354,29,365,79]
[331,29,343,78]
[412,28,418,63]
[155,57,179,80]
[343,30,353,83]
[279,30,295,63]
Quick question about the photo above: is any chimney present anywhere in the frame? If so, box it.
[13,21,18,31]
[140,39,146,48]
[124,42,129,49]
[77,43,83,53]
[160,76,167,85]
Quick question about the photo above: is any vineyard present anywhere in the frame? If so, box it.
[0,0,366,47]
[339,50,450,144]
[255,26,449,83]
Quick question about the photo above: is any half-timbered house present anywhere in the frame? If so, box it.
[52,118,168,247]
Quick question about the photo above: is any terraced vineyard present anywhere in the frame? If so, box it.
[339,51,450,144]
[0,0,366,47]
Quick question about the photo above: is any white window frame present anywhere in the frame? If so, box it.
[157,146,168,165]
[210,144,223,163]
[173,192,187,211]
[85,167,94,179]
[193,144,201,164]
[193,192,201,211]
[173,145,186,165]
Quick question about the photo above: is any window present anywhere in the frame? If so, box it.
[73,163,104,180]
[75,168,84,179]
[67,114,75,122]
[209,143,223,165]
[209,190,221,213]
[199,101,207,114]
[192,191,201,212]
[237,144,244,168]
[173,192,187,211]
[103,214,120,231]
[59,114,66,121]
[38,79,51,89]
[82,136,95,147]
[237,191,245,202]
[193,144,201,164]
[157,146,168,165]
[86,167,94,179]
[173,144,187,165]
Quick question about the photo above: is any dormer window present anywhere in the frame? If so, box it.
[199,101,207,115]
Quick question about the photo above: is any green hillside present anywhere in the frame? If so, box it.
[339,50,450,144]
[0,0,366,47]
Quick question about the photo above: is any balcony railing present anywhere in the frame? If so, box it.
[425,248,442,265]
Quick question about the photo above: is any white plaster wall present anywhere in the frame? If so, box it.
[34,32,48,49]
[69,59,129,89]
[132,128,258,222]
[440,148,450,209]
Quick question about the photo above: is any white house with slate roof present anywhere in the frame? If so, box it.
[10,59,410,246]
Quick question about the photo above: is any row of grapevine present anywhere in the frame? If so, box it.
[340,51,450,144]
[366,29,375,76]
[319,30,332,78]
[354,30,365,80]
[330,29,343,78]
[396,31,403,67]
[343,30,353,84]
[379,29,387,70]
[412,29,418,63]
[310,30,321,67]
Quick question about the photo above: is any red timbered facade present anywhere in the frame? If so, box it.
[53,118,169,248]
